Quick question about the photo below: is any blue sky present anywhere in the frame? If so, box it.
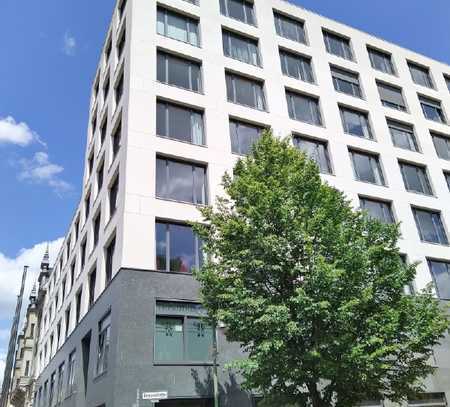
[0,0,449,382]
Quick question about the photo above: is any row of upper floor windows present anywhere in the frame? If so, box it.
[155,1,450,95]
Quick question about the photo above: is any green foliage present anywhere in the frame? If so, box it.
[193,131,449,407]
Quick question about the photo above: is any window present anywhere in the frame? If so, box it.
[274,12,306,44]
[431,132,450,160]
[65,308,70,339]
[118,0,127,20]
[103,75,110,102]
[88,153,94,177]
[340,107,372,139]
[360,197,394,224]
[154,301,214,362]
[114,71,124,106]
[75,217,80,242]
[226,73,266,110]
[368,47,395,74]
[157,7,199,47]
[56,363,65,404]
[43,382,48,407]
[117,28,126,61]
[419,96,446,123]
[229,119,263,155]
[89,269,96,308]
[219,0,255,25]
[30,323,35,338]
[331,66,362,97]
[81,240,87,270]
[399,162,433,195]
[280,50,314,83]
[75,289,82,324]
[184,0,198,4]
[93,213,101,247]
[97,313,111,375]
[377,82,406,111]
[157,51,202,92]
[323,31,353,60]
[156,222,203,273]
[156,158,207,205]
[111,120,121,159]
[100,118,107,145]
[67,350,76,395]
[387,120,418,152]
[97,162,104,192]
[222,30,260,67]
[408,392,447,406]
[413,208,448,245]
[445,75,450,92]
[350,150,385,185]
[25,361,30,376]
[444,171,450,191]
[408,62,433,88]
[286,91,322,126]
[49,372,55,407]
[109,175,119,217]
[156,101,204,145]
[293,136,332,174]
[85,193,91,220]
[91,113,97,138]
[105,38,112,64]
[105,237,116,284]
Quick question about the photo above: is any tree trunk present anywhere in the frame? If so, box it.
[308,383,331,407]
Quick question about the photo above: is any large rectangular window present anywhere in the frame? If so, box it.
[156,222,203,273]
[413,208,448,245]
[229,119,263,156]
[350,150,385,185]
[331,66,362,98]
[157,51,202,92]
[408,62,434,88]
[286,91,322,126]
[293,136,332,174]
[360,197,394,224]
[154,301,214,362]
[431,132,450,160]
[156,157,207,205]
[157,101,204,145]
[428,261,450,301]
[222,30,260,67]
[280,50,314,83]
[67,350,76,395]
[399,162,433,195]
[226,73,266,110]
[387,120,418,152]
[368,47,395,75]
[219,0,255,26]
[323,30,353,60]
[274,12,306,44]
[419,96,446,123]
[377,82,406,111]
[157,7,199,46]
[340,107,372,139]
[96,313,111,376]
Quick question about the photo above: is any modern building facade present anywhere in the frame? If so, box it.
[29,0,450,406]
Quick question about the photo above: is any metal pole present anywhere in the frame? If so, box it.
[213,324,219,407]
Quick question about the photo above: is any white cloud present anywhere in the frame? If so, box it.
[0,116,45,147]
[62,31,77,56]
[18,152,72,195]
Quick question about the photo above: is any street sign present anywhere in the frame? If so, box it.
[142,392,168,401]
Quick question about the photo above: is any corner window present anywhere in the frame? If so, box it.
[413,208,448,245]
[156,222,203,273]
[431,132,450,160]
[274,12,306,44]
[350,150,385,186]
[387,120,418,152]
[156,157,207,205]
[154,301,214,362]
[377,82,406,111]
[340,107,372,139]
[156,101,204,145]
[408,62,433,88]
[157,7,199,47]
[229,119,263,156]
[427,261,450,301]
[222,30,261,67]
[226,73,266,110]
[360,197,394,224]
[96,313,111,376]
[157,51,202,92]
[331,66,362,98]
[280,50,314,83]
[286,91,322,126]
[367,47,395,75]
[419,96,446,123]
[399,162,432,195]
[220,0,255,26]
[293,136,332,174]
[323,30,353,60]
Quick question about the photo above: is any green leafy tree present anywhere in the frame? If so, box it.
[193,131,449,407]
